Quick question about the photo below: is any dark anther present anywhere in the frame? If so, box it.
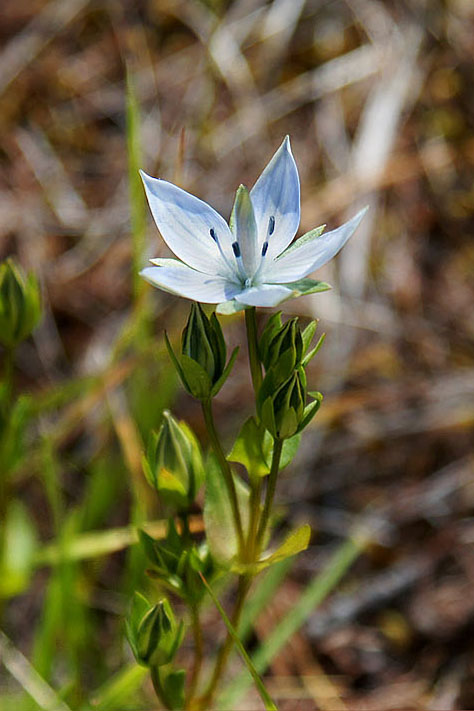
[210,228,217,242]
[261,241,268,256]
[232,241,241,258]
[268,216,275,235]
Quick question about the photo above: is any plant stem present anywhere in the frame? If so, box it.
[150,666,172,710]
[197,574,251,710]
[244,307,262,395]
[186,603,203,706]
[201,399,245,554]
[256,438,284,554]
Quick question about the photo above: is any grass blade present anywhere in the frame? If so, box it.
[218,532,367,709]
[199,573,277,711]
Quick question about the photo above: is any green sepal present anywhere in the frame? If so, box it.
[258,311,283,362]
[301,320,318,354]
[275,224,326,259]
[296,391,323,433]
[204,454,249,565]
[302,333,326,367]
[179,354,212,399]
[233,524,311,574]
[211,345,240,397]
[284,278,332,298]
[164,331,189,390]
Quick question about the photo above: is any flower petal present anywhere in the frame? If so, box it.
[264,207,368,283]
[250,136,300,260]
[140,171,235,276]
[237,284,293,307]
[230,185,259,277]
[141,262,241,304]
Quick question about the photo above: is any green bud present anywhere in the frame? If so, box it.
[127,593,184,667]
[143,411,204,511]
[258,368,306,440]
[261,317,303,378]
[165,304,239,401]
[0,258,41,348]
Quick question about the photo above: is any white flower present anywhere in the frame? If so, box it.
[140,137,367,313]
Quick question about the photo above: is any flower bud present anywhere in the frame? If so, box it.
[261,317,303,378]
[258,369,306,440]
[127,593,184,667]
[165,304,239,400]
[0,258,41,348]
[143,411,203,511]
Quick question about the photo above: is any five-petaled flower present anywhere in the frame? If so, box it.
[140,137,367,313]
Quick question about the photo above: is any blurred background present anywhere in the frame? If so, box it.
[1,0,473,709]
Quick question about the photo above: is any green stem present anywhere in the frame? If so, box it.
[150,666,172,710]
[201,399,245,554]
[197,574,251,710]
[244,307,262,395]
[186,603,203,706]
[256,438,284,554]
[246,478,262,562]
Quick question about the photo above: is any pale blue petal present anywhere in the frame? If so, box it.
[230,185,259,277]
[264,208,368,283]
[237,283,293,307]
[141,263,241,304]
[250,136,300,261]
[140,172,235,277]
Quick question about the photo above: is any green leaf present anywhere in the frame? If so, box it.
[91,663,148,711]
[228,417,269,478]
[257,525,311,571]
[199,573,277,711]
[204,455,249,564]
[211,345,240,396]
[276,224,326,259]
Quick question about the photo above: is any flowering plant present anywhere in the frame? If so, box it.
[128,138,366,710]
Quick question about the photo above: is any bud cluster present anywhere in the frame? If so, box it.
[257,312,324,440]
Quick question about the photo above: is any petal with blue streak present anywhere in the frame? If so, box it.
[265,208,368,283]
[140,172,235,276]
[141,263,241,304]
[250,136,300,261]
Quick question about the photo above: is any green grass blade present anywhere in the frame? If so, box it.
[126,67,146,301]
[239,557,294,643]
[200,574,277,711]
[218,533,367,710]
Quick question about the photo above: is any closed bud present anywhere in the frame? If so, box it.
[258,369,306,440]
[143,411,203,511]
[261,317,303,378]
[0,259,41,349]
[165,304,239,400]
[127,593,184,667]
[180,303,225,397]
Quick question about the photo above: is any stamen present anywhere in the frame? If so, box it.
[232,241,241,258]
[268,215,275,236]
[210,228,218,242]
[261,241,268,256]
